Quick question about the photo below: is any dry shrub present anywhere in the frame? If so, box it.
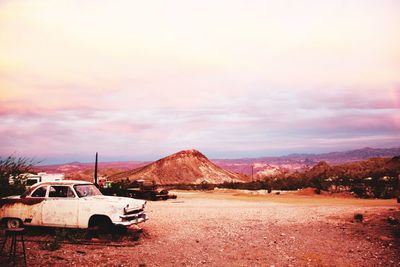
[354,213,364,222]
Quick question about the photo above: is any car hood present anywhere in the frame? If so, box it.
[85,195,146,209]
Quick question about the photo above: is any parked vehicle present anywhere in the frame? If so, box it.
[0,180,147,229]
[124,180,177,201]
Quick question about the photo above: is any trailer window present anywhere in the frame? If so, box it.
[26,179,39,186]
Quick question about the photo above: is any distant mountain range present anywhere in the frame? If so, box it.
[34,147,400,183]
[213,147,400,175]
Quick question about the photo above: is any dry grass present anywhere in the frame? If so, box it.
[173,189,398,206]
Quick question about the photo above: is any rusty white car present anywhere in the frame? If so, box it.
[0,180,147,229]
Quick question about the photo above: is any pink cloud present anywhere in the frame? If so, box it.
[87,121,153,135]
[286,109,398,129]
[298,87,400,110]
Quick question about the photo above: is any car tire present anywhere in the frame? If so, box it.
[89,216,113,234]
[97,219,113,233]
[6,218,23,229]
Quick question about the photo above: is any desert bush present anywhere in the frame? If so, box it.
[0,155,39,197]
[200,181,215,190]
[350,184,367,198]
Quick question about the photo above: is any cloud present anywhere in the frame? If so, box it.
[0,0,399,162]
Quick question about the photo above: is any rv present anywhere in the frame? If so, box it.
[26,172,64,188]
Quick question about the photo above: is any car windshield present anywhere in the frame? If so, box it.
[73,184,102,197]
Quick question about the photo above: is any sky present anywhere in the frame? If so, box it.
[0,0,399,164]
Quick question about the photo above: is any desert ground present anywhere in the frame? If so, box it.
[1,190,399,267]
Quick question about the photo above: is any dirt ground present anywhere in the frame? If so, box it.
[1,190,399,267]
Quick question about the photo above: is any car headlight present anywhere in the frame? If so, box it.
[123,204,130,214]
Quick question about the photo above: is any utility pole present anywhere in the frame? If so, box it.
[397,174,400,203]
[94,152,98,187]
[251,164,254,181]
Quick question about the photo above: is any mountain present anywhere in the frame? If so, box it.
[214,147,400,175]
[302,147,400,163]
[108,149,246,184]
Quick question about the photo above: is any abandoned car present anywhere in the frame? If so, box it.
[124,180,177,201]
[0,180,148,229]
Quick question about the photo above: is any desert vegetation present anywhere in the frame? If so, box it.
[103,156,400,199]
[0,155,39,197]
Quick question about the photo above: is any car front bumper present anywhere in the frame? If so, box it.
[114,212,148,227]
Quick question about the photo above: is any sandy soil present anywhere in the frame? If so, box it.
[1,190,399,266]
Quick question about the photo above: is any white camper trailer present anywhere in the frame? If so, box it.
[26,172,64,188]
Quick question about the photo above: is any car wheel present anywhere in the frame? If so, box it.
[7,218,22,229]
[97,219,113,233]
[89,216,113,234]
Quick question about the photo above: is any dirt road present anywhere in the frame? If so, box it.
[6,191,400,266]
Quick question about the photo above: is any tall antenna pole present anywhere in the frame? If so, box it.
[94,152,98,187]
[397,174,400,203]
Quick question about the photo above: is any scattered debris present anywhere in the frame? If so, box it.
[51,255,66,261]
[379,235,394,241]
[40,239,61,251]
[387,216,399,225]
[354,213,364,222]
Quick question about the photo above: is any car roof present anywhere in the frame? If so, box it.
[35,180,92,186]
[21,180,94,198]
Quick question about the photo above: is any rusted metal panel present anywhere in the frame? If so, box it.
[0,197,45,207]
[0,200,43,225]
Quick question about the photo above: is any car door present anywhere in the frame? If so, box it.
[24,185,48,226]
[42,185,79,227]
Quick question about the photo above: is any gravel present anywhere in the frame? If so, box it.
[6,191,400,266]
